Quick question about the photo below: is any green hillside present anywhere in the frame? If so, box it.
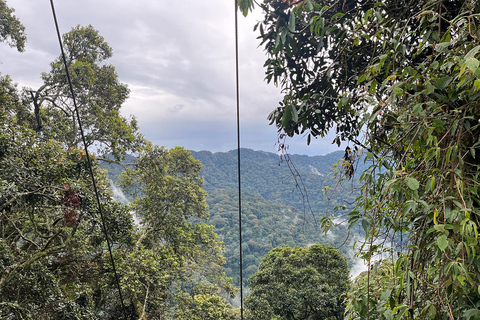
[191,148,363,215]
[103,148,363,287]
[190,149,363,286]
[205,189,352,285]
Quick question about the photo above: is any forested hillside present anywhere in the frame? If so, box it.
[189,149,363,285]
[104,149,363,286]
[191,149,363,213]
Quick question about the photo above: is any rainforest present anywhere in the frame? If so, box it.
[2,0,480,319]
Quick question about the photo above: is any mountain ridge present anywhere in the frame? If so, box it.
[103,148,363,286]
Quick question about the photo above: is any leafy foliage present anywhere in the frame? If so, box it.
[245,244,350,320]
[114,145,236,318]
[0,17,236,318]
[27,25,144,158]
[189,149,363,287]
[173,282,239,320]
[0,101,134,318]
[207,189,353,287]
[191,149,362,214]
[0,0,26,52]
[245,0,480,317]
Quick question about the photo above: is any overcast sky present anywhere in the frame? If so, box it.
[0,0,343,156]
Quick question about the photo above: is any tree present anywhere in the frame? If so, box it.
[245,244,350,320]
[242,0,480,318]
[1,9,235,317]
[0,96,136,319]
[0,0,26,52]
[0,122,235,318]
[173,282,240,320]
[28,25,143,158]
[118,145,236,318]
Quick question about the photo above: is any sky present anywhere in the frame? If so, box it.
[0,0,343,156]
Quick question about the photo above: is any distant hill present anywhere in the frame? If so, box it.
[190,149,364,286]
[190,148,362,215]
[102,148,365,286]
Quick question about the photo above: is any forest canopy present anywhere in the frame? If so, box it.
[3,0,480,318]
[0,12,237,319]
[245,244,350,320]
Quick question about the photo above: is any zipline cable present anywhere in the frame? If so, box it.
[48,1,129,319]
[234,1,244,319]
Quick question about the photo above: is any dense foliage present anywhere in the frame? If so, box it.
[206,188,352,287]
[0,0,25,51]
[0,15,237,319]
[106,149,359,289]
[191,149,362,213]
[245,244,350,320]
[27,25,144,158]
[188,149,363,287]
[241,0,480,318]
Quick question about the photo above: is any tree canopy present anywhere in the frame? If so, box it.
[27,25,144,158]
[0,16,237,318]
[241,0,480,318]
[245,244,350,320]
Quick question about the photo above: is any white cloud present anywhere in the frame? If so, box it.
[0,0,341,156]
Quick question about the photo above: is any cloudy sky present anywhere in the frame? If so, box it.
[0,0,343,156]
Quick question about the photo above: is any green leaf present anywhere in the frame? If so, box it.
[280,28,287,44]
[434,76,452,89]
[288,12,296,32]
[331,12,345,19]
[393,86,403,96]
[412,103,423,115]
[290,105,298,123]
[464,308,480,320]
[389,296,396,309]
[282,105,292,127]
[405,177,419,190]
[475,79,480,91]
[424,81,435,95]
[446,147,452,164]
[465,57,480,73]
[421,304,437,319]
[362,216,372,233]
[435,42,451,52]
[238,0,254,16]
[357,73,368,84]
[465,45,480,59]
[437,234,448,251]
[338,97,349,109]
[306,0,314,10]
[369,80,377,94]
[457,275,466,285]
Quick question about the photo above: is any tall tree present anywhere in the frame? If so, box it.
[0,9,235,317]
[0,97,136,318]
[245,244,350,320]
[28,25,143,158]
[119,145,236,318]
[241,0,480,318]
[173,282,239,320]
